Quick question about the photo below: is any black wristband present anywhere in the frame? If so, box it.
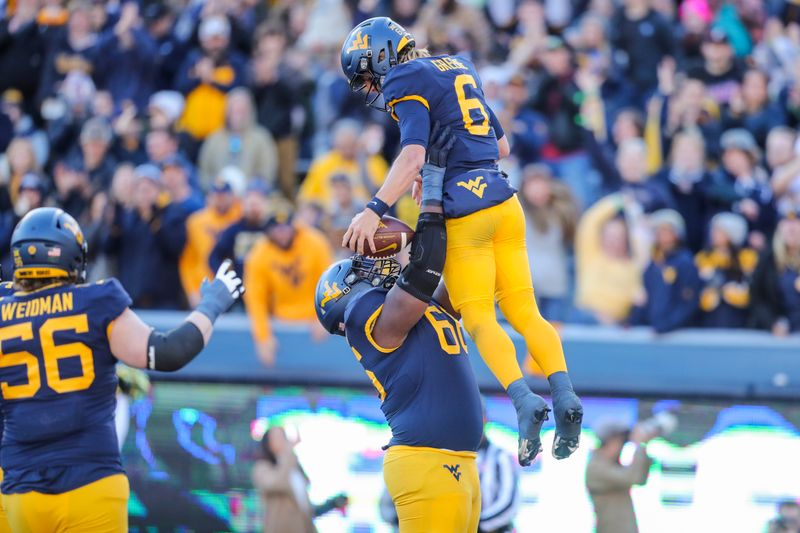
[366,197,389,218]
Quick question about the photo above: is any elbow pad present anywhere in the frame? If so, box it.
[147,322,205,372]
[396,212,446,303]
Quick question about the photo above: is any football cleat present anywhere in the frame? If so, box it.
[552,390,583,460]
[516,395,550,467]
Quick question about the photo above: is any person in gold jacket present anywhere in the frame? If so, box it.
[695,212,758,328]
[243,210,332,366]
[298,119,388,207]
[574,193,650,325]
[179,168,242,306]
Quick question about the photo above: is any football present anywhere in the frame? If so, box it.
[369,216,414,258]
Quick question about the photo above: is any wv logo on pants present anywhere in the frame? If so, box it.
[443,463,461,481]
[456,175,487,198]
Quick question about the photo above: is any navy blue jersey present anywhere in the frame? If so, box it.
[0,279,131,494]
[0,282,13,446]
[344,288,482,452]
[383,55,515,218]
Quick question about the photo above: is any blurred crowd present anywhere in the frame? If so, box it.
[3,0,800,361]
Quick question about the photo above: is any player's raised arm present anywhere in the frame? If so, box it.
[368,124,455,348]
[343,100,431,255]
[109,260,243,371]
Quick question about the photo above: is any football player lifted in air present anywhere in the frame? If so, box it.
[340,17,583,465]
[316,125,484,532]
[0,207,242,532]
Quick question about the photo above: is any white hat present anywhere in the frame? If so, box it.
[711,212,748,248]
[650,209,686,239]
[148,91,185,124]
[199,16,230,41]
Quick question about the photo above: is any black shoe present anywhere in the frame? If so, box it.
[551,388,583,460]
[515,394,550,466]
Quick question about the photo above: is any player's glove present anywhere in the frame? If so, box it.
[425,121,455,168]
[195,260,243,323]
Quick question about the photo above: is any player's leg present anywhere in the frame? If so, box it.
[63,474,129,533]
[3,491,64,533]
[493,195,583,459]
[464,457,481,533]
[0,470,12,533]
[384,447,473,533]
[445,209,549,465]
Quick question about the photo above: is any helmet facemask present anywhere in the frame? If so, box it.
[347,43,399,112]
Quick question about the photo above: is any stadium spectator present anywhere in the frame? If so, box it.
[252,426,348,533]
[583,108,645,196]
[706,128,776,249]
[653,130,712,252]
[722,69,786,147]
[160,156,203,215]
[43,70,97,160]
[148,90,186,131]
[0,136,39,205]
[250,24,299,200]
[586,419,656,533]
[180,167,243,306]
[110,104,147,166]
[243,209,332,366]
[298,119,387,208]
[750,212,800,335]
[695,212,758,328]
[519,164,578,322]
[52,157,91,221]
[634,209,701,333]
[103,163,187,309]
[574,193,649,325]
[687,29,745,106]
[0,172,46,276]
[140,2,186,92]
[198,87,278,190]
[417,0,492,61]
[775,500,800,532]
[36,0,98,107]
[92,1,157,109]
[209,179,271,275]
[69,116,117,191]
[326,174,364,257]
[768,127,800,215]
[609,0,675,104]
[0,0,46,108]
[1,89,49,166]
[530,36,596,208]
[496,73,547,168]
[175,15,246,145]
[612,138,673,213]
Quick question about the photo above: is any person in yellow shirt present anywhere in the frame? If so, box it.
[298,119,388,206]
[243,210,333,366]
[179,168,243,305]
[574,193,650,324]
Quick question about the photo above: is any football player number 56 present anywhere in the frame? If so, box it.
[454,74,490,136]
[0,314,95,399]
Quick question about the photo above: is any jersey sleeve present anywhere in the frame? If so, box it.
[394,100,431,148]
[92,278,133,333]
[487,105,504,139]
[344,288,396,356]
[383,62,431,123]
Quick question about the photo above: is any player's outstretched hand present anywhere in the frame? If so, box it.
[197,260,243,322]
[342,208,379,255]
[426,121,455,168]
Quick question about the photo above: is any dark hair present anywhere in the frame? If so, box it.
[259,426,309,481]
[14,277,72,293]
